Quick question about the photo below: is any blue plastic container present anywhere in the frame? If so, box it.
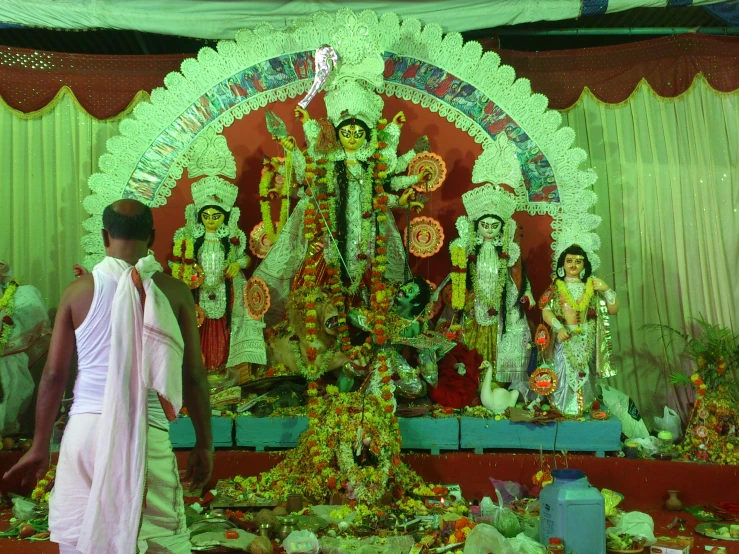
[539,469,605,554]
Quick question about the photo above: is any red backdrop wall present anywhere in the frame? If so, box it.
[153,93,555,312]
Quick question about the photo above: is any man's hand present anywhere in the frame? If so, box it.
[557,328,571,342]
[3,444,50,487]
[185,446,213,495]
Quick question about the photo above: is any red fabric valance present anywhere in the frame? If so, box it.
[1,34,738,118]
[494,35,739,109]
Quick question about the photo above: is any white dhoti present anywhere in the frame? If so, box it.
[50,414,190,554]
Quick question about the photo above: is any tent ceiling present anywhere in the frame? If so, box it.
[0,6,730,55]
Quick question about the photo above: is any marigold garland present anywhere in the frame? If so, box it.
[258,158,291,242]
[555,277,595,324]
[170,238,195,285]
[0,279,19,357]
[450,243,467,310]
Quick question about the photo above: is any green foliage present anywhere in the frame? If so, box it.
[643,317,739,393]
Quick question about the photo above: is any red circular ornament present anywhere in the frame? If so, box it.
[404,216,444,258]
[529,366,558,396]
[195,304,205,328]
[408,152,447,193]
[187,264,204,290]
[245,277,271,320]
[249,222,275,259]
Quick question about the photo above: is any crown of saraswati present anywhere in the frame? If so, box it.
[462,184,517,223]
[191,175,238,213]
[325,80,384,129]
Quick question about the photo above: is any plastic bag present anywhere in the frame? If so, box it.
[608,511,656,546]
[508,532,546,554]
[602,385,650,439]
[490,489,521,538]
[601,489,624,517]
[11,496,38,521]
[283,530,320,554]
[490,477,527,503]
[464,523,515,554]
[653,406,682,440]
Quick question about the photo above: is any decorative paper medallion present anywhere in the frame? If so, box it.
[249,222,275,259]
[423,280,442,321]
[534,324,551,351]
[695,425,709,439]
[529,366,558,396]
[408,152,447,193]
[405,216,444,258]
[187,264,204,290]
[195,304,205,328]
[245,276,271,320]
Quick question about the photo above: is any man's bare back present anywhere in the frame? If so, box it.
[66,271,195,334]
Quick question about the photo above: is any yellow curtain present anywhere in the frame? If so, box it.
[563,75,739,423]
[0,88,139,310]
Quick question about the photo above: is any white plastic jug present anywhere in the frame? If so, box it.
[539,469,605,554]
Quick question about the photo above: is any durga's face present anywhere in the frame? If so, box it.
[200,208,226,233]
[338,124,367,153]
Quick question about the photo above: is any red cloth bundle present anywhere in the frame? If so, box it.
[428,344,482,408]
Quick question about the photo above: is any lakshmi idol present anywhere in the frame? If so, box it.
[540,230,619,415]
[170,176,262,372]
[449,184,534,388]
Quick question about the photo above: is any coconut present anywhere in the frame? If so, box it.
[249,535,273,554]
[272,506,288,517]
[255,508,278,527]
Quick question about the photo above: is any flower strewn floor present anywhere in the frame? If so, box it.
[1,450,737,553]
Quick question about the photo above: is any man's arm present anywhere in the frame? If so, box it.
[175,281,213,493]
[4,284,78,486]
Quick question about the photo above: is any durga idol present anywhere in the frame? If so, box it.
[252,46,432,327]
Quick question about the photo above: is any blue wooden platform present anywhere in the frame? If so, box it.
[169,416,234,448]
[398,417,459,455]
[234,416,461,454]
[459,416,622,457]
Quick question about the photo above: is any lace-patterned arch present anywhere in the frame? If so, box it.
[81,8,597,268]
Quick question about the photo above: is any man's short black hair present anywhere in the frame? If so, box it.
[102,201,153,241]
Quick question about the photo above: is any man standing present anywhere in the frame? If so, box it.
[4,200,213,554]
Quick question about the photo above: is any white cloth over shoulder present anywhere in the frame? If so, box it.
[76,255,184,554]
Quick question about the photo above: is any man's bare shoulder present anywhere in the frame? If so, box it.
[152,272,192,306]
[63,273,95,302]
[63,274,95,327]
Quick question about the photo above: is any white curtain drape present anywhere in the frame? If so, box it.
[1,77,736,422]
[0,88,124,309]
[563,75,739,423]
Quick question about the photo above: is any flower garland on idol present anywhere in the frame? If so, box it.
[258,157,291,242]
[169,238,196,284]
[0,279,19,357]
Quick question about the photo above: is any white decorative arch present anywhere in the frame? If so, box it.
[81,8,598,269]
